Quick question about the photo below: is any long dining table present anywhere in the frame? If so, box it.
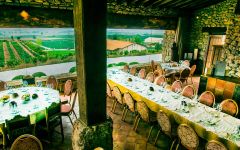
[107,68,240,149]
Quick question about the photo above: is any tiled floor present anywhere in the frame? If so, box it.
[40,76,200,150]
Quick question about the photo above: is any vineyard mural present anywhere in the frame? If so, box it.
[0,28,75,71]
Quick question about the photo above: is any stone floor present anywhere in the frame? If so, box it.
[41,77,200,150]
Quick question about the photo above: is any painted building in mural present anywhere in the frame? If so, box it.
[107,39,146,54]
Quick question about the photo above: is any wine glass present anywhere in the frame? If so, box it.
[47,83,53,89]
[23,81,28,87]
[37,81,42,87]
[213,103,221,111]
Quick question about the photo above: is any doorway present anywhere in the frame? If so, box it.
[204,35,225,72]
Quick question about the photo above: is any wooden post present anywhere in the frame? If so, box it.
[73,0,106,126]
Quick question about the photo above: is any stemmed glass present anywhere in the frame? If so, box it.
[47,83,53,89]
[213,103,222,111]
[36,81,42,87]
[23,81,28,87]
[161,82,167,88]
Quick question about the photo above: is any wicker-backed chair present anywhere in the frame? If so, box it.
[182,60,190,67]
[61,79,73,103]
[46,75,58,90]
[175,68,190,84]
[199,91,215,107]
[188,65,196,84]
[146,72,155,83]
[61,90,78,126]
[176,124,199,150]
[220,99,238,116]
[151,60,158,72]
[10,134,43,150]
[154,69,165,78]
[123,64,130,73]
[130,67,137,76]
[205,140,227,150]
[111,86,124,113]
[6,115,33,143]
[122,92,136,121]
[171,80,182,93]
[181,85,196,99]
[134,101,157,141]
[154,76,166,86]
[154,110,177,149]
[138,68,146,79]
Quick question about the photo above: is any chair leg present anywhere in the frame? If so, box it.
[132,115,139,130]
[68,115,74,126]
[73,110,77,119]
[133,117,140,132]
[175,139,180,150]
[170,139,177,150]
[121,107,126,121]
[147,125,154,142]
[154,129,161,145]
[60,117,64,143]
[123,109,128,121]
[111,101,117,113]
[111,100,116,112]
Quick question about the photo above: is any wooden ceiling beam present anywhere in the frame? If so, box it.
[172,0,197,8]
[146,0,171,8]
[179,0,208,8]
[157,0,188,8]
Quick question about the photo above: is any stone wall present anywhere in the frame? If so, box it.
[189,0,240,77]
[162,30,176,62]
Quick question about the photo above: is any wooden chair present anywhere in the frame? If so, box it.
[153,69,165,78]
[220,99,238,116]
[46,75,58,90]
[171,80,182,93]
[10,134,43,150]
[154,76,166,86]
[181,85,196,99]
[0,80,6,91]
[176,124,199,150]
[130,67,137,76]
[61,79,73,103]
[122,92,136,122]
[198,91,215,107]
[123,64,130,73]
[6,115,33,143]
[61,90,78,126]
[38,102,64,143]
[188,65,196,83]
[205,140,227,150]
[175,68,190,84]
[0,124,6,149]
[154,110,176,149]
[145,72,154,83]
[111,86,124,113]
[138,68,146,79]
[133,101,157,141]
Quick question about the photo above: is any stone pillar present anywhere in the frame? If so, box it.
[72,0,113,149]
